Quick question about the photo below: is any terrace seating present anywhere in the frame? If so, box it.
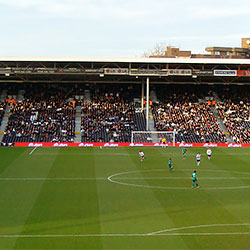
[81,101,145,142]
[4,83,250,144]
[152,85,226,143]
[215,85,250,143]
[81,87,146,142]
[2,100,75,143]
[217,103,250,143]
[2,85,76,144]
[152,102,226,143]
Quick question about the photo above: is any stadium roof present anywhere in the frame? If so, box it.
[1,56,250,65]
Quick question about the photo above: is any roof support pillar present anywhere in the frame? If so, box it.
[146,77,150,131]
[141,81,144,110]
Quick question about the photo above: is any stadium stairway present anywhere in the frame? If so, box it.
[148,108,159,142]
[74,105,82,143]
[84,90,91,102]
[150,90,158,103]
[210,106,233,143]
[147,91,159,142]
[17,89,25,101]
[212,91,222,103]
[0,105,11,142]
[211,91,233,142]
[0,90,7,102]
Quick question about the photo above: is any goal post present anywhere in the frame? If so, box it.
[131,131,176,146]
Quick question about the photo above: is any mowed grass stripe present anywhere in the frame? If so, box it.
[0,147,58,249]
[220,147,250,173]
[137,147,202,249]
[127,147,190,248]
[185,147,250,248]
[203,147,250,229]
[0,147,27,175]
[93,147,186,249]
[0,147,249,249]
[136,147,249,249]
[13,147,103,249]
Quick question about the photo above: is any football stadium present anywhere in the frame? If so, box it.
[0,47,250,249]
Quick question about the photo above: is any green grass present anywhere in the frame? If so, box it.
[0,146,250,249]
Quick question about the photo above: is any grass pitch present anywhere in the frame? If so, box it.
[0,146,250,249]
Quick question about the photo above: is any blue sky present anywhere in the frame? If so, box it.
[0,0,250,57]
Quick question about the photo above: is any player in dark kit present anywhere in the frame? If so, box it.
[168,158,173,172]
[182,148,187,159]
[192,170,199,189]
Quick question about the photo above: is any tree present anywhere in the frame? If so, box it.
[142,42,167,57]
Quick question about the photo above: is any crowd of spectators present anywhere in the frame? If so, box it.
[81,86,145,142]
[215,85,250,143]
[153,103,226,143]
[2,85,76,144]
[152,86,226,143]
[217,102,250,143]
[1,83,250,144]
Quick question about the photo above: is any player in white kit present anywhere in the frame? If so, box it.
[139,150,145,162]
[196,153,201,166]
[207,148,212,160]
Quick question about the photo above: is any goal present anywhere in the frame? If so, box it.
[131,131,176,146]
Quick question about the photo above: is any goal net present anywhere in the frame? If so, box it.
[131,131,176,146]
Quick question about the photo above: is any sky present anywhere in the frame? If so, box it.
[0,0,250,57]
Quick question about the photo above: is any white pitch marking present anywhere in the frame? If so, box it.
[0,234,146,238]
[1,176,250,181]
[0,223,249,238]
[0,232,249,238]
[156,232,250,236]
[34,152,250,157]
[1,229,250,238]
[148,223,250,235]
[2,169,250,183]
[0,177,107,181]
[107,169,250,190]
[29,147,38,155]
[113,177,250,180]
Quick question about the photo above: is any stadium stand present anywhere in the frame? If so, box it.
[217,103,250,143]
[81,85,146,142]
[2,83,250,144]
[153,103,226,143]
[216,85,250,143]
[2,85,76,144]
[152,85,227,143]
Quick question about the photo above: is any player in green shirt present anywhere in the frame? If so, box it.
[168,158,173,172]
[182,148,187,159]
[192,170,199,188]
